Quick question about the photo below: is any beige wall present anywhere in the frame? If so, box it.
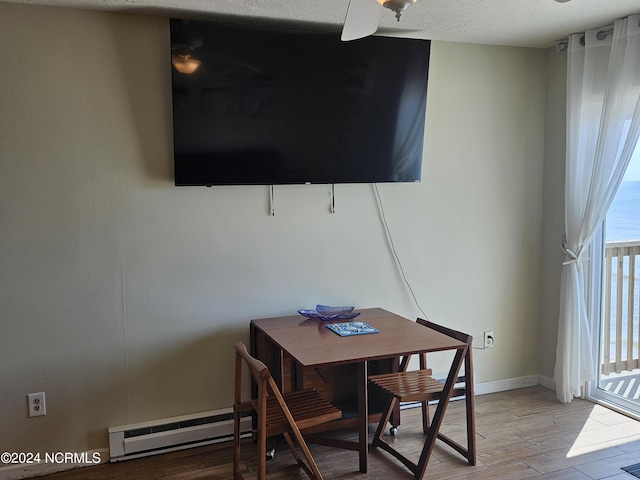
[540,48,568,380]
[0,2,548,455]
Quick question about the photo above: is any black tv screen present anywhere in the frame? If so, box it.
[170,19,430,186]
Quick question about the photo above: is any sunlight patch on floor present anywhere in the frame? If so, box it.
[565,404,640,458]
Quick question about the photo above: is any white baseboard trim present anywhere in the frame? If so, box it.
[474,374,542,396]
[538,374,556,391]
[0,448,109,480]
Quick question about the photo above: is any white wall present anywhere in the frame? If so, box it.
[0,2,547,455]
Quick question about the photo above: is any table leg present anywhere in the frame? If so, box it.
[357,361,368,473]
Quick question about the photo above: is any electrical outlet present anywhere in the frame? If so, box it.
[484,331,494,348]
[27,392,46,417]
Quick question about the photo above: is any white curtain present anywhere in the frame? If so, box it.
[555,15,640,403]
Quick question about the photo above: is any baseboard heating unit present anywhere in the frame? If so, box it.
[108,408,252,462]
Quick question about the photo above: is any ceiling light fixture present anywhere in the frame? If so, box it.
[377,0,417,21]
[172,54,201,74]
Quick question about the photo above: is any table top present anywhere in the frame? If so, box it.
[251,308,466,367]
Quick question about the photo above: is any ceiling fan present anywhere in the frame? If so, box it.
[341,0,417,41]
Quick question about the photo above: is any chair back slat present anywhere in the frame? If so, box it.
[416,318,473,345]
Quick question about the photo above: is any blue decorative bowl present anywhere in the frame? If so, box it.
[298,305,360,321]
[316,305,354,315]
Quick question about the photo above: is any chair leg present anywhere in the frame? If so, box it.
[284,429,324,480]
[372,393,398,448]
[433,352,476,466]
[256,421,266,480]
[415,348,467,479]
[464,371,476,464]
[421,400,430,434]
[282,432,303,466]
[232,410,244,480]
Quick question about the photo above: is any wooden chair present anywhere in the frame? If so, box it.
[232,341,342,480]
[368,319,476,479]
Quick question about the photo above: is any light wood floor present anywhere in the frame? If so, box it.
[30,386,640,480]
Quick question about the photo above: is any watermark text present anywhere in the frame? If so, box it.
[1,451,101,465]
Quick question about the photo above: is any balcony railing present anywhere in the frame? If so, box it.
[602,240,640,375]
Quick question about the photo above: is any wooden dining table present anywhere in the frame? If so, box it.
[249,307,472,473]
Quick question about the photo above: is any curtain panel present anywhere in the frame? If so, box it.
[555,15,640,403]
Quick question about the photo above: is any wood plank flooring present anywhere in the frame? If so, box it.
[28,386,640,480]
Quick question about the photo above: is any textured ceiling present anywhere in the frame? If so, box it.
[3,0,640,48]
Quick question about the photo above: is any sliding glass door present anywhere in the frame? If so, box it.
[591,154,640,418]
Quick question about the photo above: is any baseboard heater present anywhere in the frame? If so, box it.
[108,408,252,462]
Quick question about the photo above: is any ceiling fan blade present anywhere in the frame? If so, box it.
[341,0,381,41]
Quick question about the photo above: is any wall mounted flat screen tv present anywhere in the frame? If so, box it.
[170,19,431,186]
